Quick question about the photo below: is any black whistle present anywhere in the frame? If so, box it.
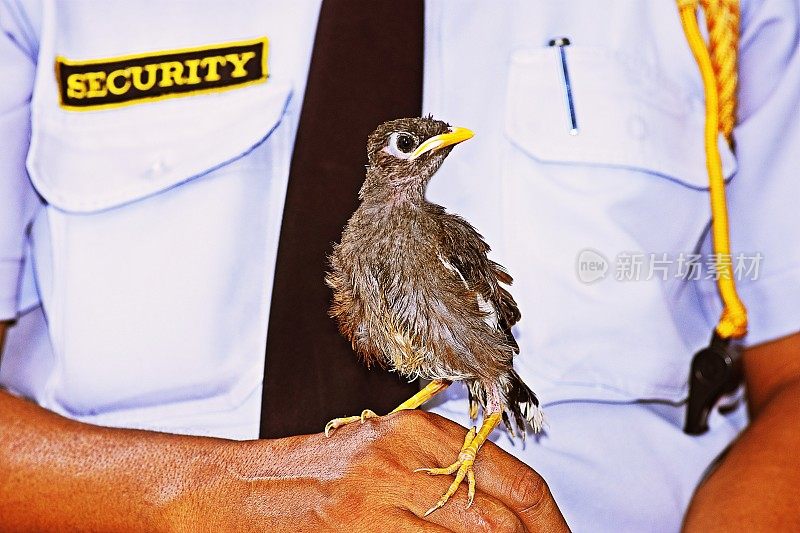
[684,332,743,435]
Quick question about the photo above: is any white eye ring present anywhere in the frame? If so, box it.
[386,132,418,159]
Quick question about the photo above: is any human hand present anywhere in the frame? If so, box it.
[169,409,569,532]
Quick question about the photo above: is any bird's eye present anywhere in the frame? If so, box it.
[387,132,418,159]
[396,133,415,152]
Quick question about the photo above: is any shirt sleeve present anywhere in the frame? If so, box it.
[701,0,800,347]
[0,0,39,320]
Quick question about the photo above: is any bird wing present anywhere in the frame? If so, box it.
[437,213,521,353]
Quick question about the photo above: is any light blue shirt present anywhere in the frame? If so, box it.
[1,2,799,531]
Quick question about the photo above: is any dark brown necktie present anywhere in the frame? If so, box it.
[260,0,423,438]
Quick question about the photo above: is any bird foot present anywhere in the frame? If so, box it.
[324,409,378,437]
[415,427,479,515]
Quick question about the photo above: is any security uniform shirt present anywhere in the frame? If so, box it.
[1,2,799,531]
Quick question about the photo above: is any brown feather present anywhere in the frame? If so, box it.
[326,117,542,434]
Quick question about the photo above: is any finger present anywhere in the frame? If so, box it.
[406,482,526,533]
[389,411,566,530]
[390,509,454,533]
[467,442,570,531]
[405,411,543,505]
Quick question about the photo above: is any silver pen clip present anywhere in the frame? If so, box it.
[548,37,578,136]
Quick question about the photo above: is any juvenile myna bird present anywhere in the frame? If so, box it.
[324,116,542,515]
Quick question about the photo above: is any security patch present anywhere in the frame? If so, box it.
[55,37,268,111]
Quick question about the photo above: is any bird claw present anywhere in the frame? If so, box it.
[417,427,479,515]
[360,409,378,423]
[420,458,477,516]
[324,409,379,437]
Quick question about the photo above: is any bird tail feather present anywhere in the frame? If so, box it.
[502,370,543,437]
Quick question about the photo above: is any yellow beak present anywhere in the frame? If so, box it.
[409,126,474,160]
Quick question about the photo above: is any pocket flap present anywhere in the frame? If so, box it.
[27,79,292,212]
[505,46,736,189]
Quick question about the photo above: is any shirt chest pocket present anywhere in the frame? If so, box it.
[505,44,737,193]
[27,69,292,213]
[19,16,306,415]
[500,45,738,406]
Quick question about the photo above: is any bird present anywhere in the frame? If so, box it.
[324,116,543,515]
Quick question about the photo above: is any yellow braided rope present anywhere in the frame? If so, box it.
[701,0,740,142]
[677,0,748,338]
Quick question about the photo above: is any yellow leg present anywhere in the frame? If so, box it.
[324,379,451,437]
[390,379,451,413]
[415,411,503,516]
[468,399,479,421]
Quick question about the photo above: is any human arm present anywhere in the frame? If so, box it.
[683,332,800,531]
[681,0,800,528]
[0,330,567,533]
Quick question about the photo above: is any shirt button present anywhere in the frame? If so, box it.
[146,159,167,177]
